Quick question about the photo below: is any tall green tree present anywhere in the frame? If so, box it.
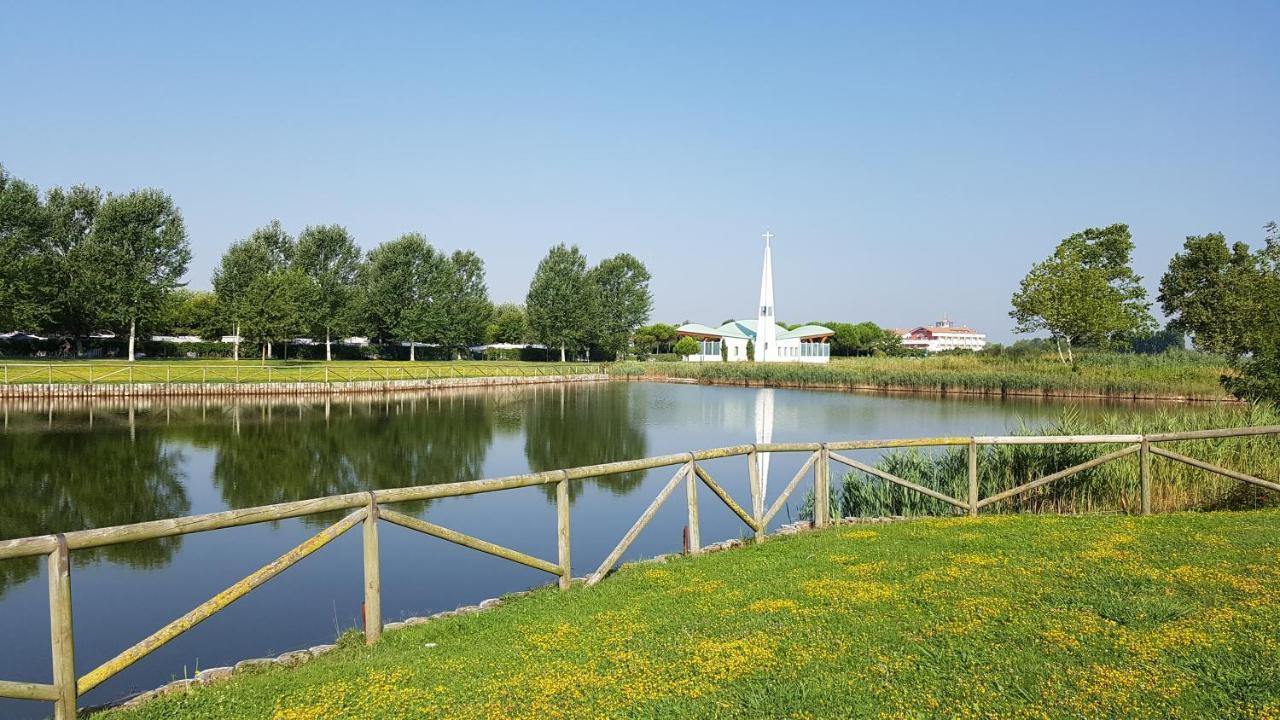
[213,221,293,360]
[239,269,316,361]
[486,303,530,345]
[526,244,596,362]
[1010,223,1154,363]
[294,224,361,361]
[588,253,652,360]
[1158,233,1261,356]
[81,189,191,361]
[359,234,447,361]
[0,165,51,331]
[437,250,492,359]
[44,184,103,352]
[158,289,221,338]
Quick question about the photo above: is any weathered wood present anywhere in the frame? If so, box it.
[747,449,764,543]
[363,495,381,645]
[751,441,822,453]
[685,464,701,554]
[556,476,571,589]
[814,446,830,527]
[975,434,1144,445]
[379,508,562,576]
[588,463,690,585]
[968,438,979,517]
[977,444,1141,509]
[1145,425,1280,443]
[0,493,372,561]
[0,680,60,702]
[827,436,970,451]
[49,535,76,719]
[828,451,968,510]
[762,451,820,527]
[77,509,366,695]
[1149,445,1280,494]
[692,463,760,532]
[1140,439,1151,515]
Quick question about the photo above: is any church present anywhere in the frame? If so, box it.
[676,233,833,363]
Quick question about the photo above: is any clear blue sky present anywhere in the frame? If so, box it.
[3,2,1277,341]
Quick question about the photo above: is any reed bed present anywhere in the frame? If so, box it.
[815,404,1280,518]
[614,353,1231,400]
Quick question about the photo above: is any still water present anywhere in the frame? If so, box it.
[0,381,1149,716]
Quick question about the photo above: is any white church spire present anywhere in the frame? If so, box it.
[756,231,777,362]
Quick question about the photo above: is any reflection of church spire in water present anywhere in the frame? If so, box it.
[754,388,774,512]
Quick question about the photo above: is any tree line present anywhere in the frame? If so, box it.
[1010,221,1280,401]
[0,165,653,362]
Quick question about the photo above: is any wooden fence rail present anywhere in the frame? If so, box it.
[2,425,1278,718]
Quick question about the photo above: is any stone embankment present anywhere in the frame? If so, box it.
[0,372,607,400]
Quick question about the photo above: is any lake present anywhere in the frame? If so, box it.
[0,380,1159,717]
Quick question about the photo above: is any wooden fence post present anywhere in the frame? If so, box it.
[814,446,830,527]
[748,447,764,543]
[967,438,979,517]
[1140,438,1151,515]
[685,461,701,554]
[49,535,76,720]
[362,494,381,645]
[556,474,572,589]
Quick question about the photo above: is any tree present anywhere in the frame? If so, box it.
[294,224,361,361]
[1158,233,1261,356]
[239,269,316,361]
[159,289,221,338]
[0,165,51,331]
[1010,223,1154,363]
[588,253,652,360]
[359,234,447,361]
[213,221,293,361]
[81,189,191,361]
[44,184,102,353]
[526,244,597,362]
[673,336,699,358]
[437,250,492,359]
[486,303,529,345]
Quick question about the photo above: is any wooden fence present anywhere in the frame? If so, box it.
[1,425,1277,718]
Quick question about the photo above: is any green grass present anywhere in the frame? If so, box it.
[102,511,1280,719]
[820,403,1280,518]
[0,360,601,385]
[614,352,1233,400]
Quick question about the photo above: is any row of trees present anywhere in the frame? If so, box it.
[1010,221,1279,401]
[0,166,191,361]
[0,166,655,362]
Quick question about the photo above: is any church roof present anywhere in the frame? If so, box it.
[677,320,833,341]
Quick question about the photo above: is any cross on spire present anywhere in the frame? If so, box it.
[762,231,774,246]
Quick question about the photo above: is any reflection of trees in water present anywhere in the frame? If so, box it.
[523,382,648,502]
[184,395,495,524]
[0,428,188,597]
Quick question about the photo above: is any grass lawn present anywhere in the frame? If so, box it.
[617,354,1234,400]
[103,511,1280,719]
[0,360,600,385]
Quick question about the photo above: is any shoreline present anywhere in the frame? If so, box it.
[622,372,1237,404]
[0,372,608,400]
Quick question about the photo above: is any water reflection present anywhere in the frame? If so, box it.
[0,424,189,594]
[524,382,648,501]
[0,383,652,596]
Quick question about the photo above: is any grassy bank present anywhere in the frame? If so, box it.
[103,511,1280,719]
[821,403,1280,518]
[0,360,601,385]
[613,352,1233,400]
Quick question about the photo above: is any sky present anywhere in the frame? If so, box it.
[2,2,1277,342]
